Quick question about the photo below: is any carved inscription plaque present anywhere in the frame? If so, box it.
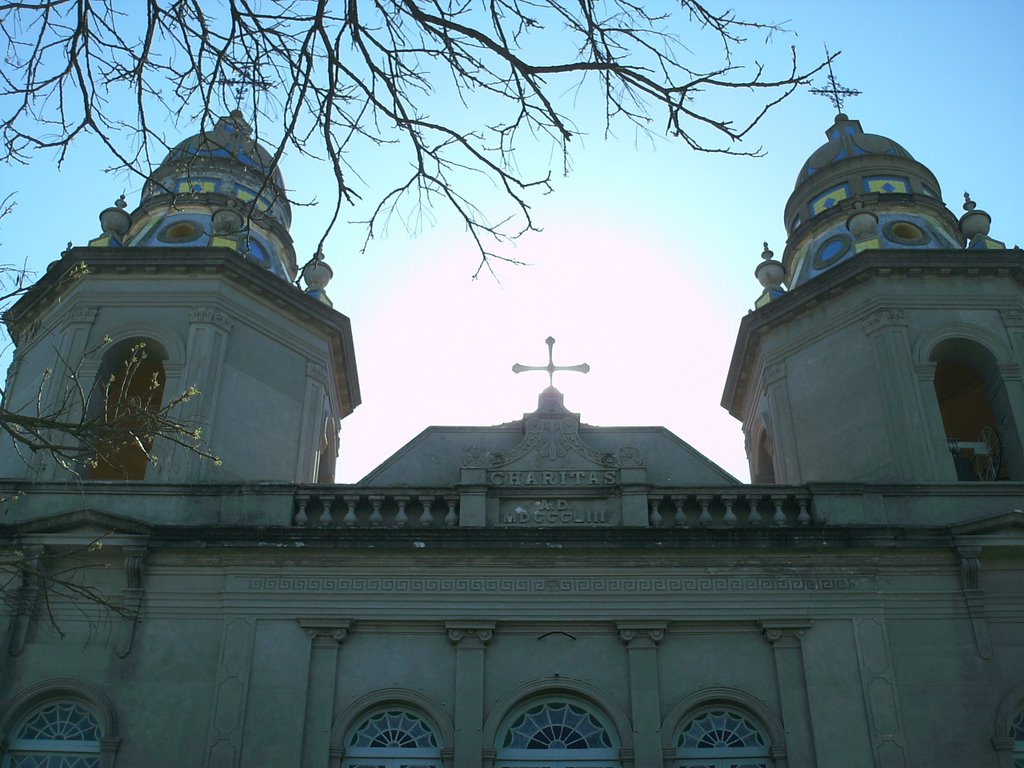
[496,498,614,526]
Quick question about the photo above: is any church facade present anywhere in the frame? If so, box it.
[0,112,1022,768]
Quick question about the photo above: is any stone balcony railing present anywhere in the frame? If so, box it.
[0,480,1020,531]
[289,487,816,529]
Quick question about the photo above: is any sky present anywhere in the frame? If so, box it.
[2,1,1023,483]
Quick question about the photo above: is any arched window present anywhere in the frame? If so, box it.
[496,700,620,767]
[342,709,442,768]
[3,699,103,767]
[88,338,168,480]
[931,338,1022,481]
[675,708,772,768]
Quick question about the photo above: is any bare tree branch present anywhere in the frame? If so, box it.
[0,0,828,275]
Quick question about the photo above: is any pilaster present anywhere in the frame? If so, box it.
[204,617,256,768]
[761,360,800,483]
[447,621,494,768]
[179,307,233,480]
[297,360,330,482]
[955,545,992,658]
[617,622,665,768]
[761,620,816,768]
[115,546,148,658]
[6,544,43,656]
[298,619,351,768]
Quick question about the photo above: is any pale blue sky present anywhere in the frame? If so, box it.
[2,1,1022,481]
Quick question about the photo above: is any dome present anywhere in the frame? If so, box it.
[101,111,300,281]
[773,114,966,296]
[141,111,291,230]
[794,114,914,188]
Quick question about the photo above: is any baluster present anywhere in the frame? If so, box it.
[649,498,663,527]
[797,496,811,526]
[772,495,787,527]
[722,494,737,527]
[747,497,762,526]
[419,496,435,526]
[696,494,713,527]
[343,495,359,527]
[369,495,384,527]
[294,494,309,527]
[394,496,409,527]
[444,496,458,527]
[672,495,688,528]
[318,495,335,526]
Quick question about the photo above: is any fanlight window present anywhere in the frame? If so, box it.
[675,708,771,768]
[497,701,619,767]
[342,710,441,768]
[4,700,102,768]
[1012,709,1024,768]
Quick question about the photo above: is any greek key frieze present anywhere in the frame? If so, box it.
[243,574,855,594]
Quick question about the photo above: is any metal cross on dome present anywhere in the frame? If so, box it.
[809,47,861,113]
[512,337,590,390]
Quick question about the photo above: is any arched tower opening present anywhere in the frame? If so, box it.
[930,338,1022,481]
[87,338,169,480]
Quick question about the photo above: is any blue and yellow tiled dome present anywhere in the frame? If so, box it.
[751,113,1008,308]
[90,111,298,281]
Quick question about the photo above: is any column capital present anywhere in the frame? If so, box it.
[763,360,787,385]
[445,621,495,646]
[862,308,907,335]
[299,618,351,645]
[759,619,812,647]
[617,622,666,646]
[189,306,234,331]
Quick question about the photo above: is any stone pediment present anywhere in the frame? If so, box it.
[463,389,644,477]
[360,388,737,527]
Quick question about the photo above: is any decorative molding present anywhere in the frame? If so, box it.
[956,545,992,659]
[188,307,234,332]
[617,622,666,646]
[65,306,99,326]
[305,360,328,383]
[763,361,786,385]
[488,415,618,468]
[116,546,148,658]
[204,618,255,768]
[445,621,495,646]
[999,308,1024,328]
[660,685,787,754]
[912,362,937,382]
[7,544,43,656]
[244,574,858,595]
[298,618,351,645]
[616,445,644,468]
[463,446,491,468]
[862,308,907,335]
[998,362,1023,382]
[759,619,812,647]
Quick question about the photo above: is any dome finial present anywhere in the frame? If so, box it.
[808,47,862,115]
[755,242,785,293]
[302,248,334,294]
[960,192,992,241]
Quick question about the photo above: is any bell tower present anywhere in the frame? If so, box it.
[1,112,360,482]
[723,113,1024,484]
